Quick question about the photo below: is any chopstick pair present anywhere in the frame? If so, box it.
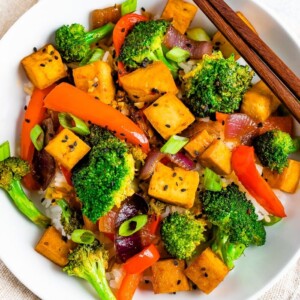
[193,0,300,123]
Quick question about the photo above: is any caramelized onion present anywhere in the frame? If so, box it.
[167,152,196,170]
[139,150,166,180]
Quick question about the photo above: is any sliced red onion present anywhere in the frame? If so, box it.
[167,151,196,170]
[139,149,166,180]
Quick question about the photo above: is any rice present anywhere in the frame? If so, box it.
[106,264,125,289]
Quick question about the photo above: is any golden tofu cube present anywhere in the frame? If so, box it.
[152,259,190,294]
[73,60,115,105]
[21,44,67,89]
[241,80,281,122]
[185,247,229,294]
[35,226,75,267]
[212,12,257,60]
[45,128,90,170]
[184,129,215,158]
[144,93,195,140]
[148,162,199,208]
[200,140,232,175]
[119,61,178,103]
[161,0,198,34]
[262,159,300,193]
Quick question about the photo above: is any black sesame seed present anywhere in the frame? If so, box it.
[54,55,59,60]
[163,185,168,191]
[24,105,28,111]
[257,122,263,128]
[25,118,30,123]
[172,172,177,177]
[151,88,159,94]
[173,260,178,266]
[33,47,37,52]
[177,280,181,285]
[121,28,126,32]
[165,124,171,128]
[141,7,145,11]
[153,103,158,107]
[40,63,46,67]
[181,188,187,192]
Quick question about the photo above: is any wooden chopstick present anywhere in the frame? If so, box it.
[192,0,300,123]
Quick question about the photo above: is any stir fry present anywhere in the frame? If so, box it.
[1,0,300,299]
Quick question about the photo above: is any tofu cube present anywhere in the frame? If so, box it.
[161,0,198,34]
[144,93,195,140]
[241,80,281,122]
[21,44,67,89]
[152,259,190,294]
[184,129,215,158]
[262,159,300,193]
[120,61,178,102]
[184,247,229,294]
[45,128,90,170]
[212,12,257,60]
[35,226,75,267]
[73,60,115,105]
[200,140,232,175]
[148,162,199,208]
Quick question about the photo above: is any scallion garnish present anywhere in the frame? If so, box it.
[0,141,10,161]
[186,27,211,42]
[119,214,148,237]
[121,0,137,16]
[58,113,90,135]
[71,229,95,244]
[79,48,105,66]
[30,125,44,151]
[202,167,222,191]
[261,215,282,226]
[166,47,190,63]
[160,135,189,155]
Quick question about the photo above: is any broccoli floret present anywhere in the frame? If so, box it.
[200,183,266,269]
[63,239,115,300]
[56,199,83,237]
[55,23,114,63]
[0,157,50,227]
[118,20,178,76]
[160,212,206,260]
[72,126,135,223]
[182,51,254,117]
[253,129,297,173]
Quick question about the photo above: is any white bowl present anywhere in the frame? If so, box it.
[0,0,299,299]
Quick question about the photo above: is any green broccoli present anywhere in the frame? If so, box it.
[253,129,297,173]
[160,212,207,260]
[56,199,83,237]
[72,125,135,223]
[182,51,254,117]
[200,183,266,269]
[118,19,178,76]
[63,239,115,300]
[0,157,50,227]
[55,22,114,63]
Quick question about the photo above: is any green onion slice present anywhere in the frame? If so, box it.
[261,215,282,226]
[121,0,137,16]
[119,214,148,237]
[203,167,222,191]
[166,47,190,63]
[80,48,105,66]
[186,27,211,42]
[0,141,10,161]
[58,113,90,136]
[71,229,95,244]
[160,135,189,155]
[30,124,44,151]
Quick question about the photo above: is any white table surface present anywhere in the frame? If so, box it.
[0,0,300,299]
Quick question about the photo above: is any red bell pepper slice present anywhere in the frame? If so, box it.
[44,82,150,153]
[113,13,148,76]
[20,85,55,190]
[117,272,142,300]
[231,145,286,217]
[123,243,160,274]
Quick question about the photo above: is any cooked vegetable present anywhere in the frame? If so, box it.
[121,0,137,16]
[0,141,11,161]
[44,82,150,153]
[160,135,189,154]
[165,46,190,63]
[79,48,105,66]
[63,239,116,300]
[55,22,114,63]
[91,5,121,29]
[182,51,254,117]
[0,155,50,227]
[30,124,44,151]
[119,214,148,236]
[72,125,135,223]
[253,129,297,173]
[71,229,95,244]
[117,272,142,300]
[186,27,211,42]
[161,212,206,259]
[58,113,90,136]
[232,145,286,217]
[202,167,222,191]
[200,183,266,269]
[123,244,160,274]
